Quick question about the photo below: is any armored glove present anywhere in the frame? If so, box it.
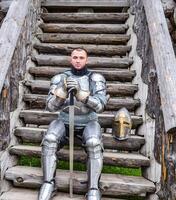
[53,80,68,100]
[66,77,90,103]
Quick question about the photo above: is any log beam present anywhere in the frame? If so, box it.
[37,33,130,45]
[19,110,143,129]
[25,80,138,96]
[29,67,135,82]
[5,166,155,196]
[14,127,145,151]
[41,13,129,23]
[41,0,130,8]
[0,0,30,94]
[143,0,176,134]
[32,54,133,68]
[33,43,132,56]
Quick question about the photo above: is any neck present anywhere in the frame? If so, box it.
[71,66,88,76]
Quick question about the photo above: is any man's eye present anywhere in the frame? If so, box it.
[80,57,84,59]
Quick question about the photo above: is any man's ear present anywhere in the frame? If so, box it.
[86,57,88,64]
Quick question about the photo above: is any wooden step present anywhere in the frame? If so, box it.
[39,23,129,34]
[5,166,155,197]
[41,0,130,8]
[29,67,135,82]
[33,43,132,56]
[41,13,129,23]
[23,93,140,111]
[32,54,133,68]
[10,145,150,168]
[0,188,122,200]
[37,33,130,45]
[25,80,138,96]
[19,110,143,129]
[14,127,145,151]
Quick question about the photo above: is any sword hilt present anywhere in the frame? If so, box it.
[69,89,74,106]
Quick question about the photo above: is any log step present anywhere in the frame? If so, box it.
[41,0,130,8]
[23,93,140,111]
[5,166,155,197]
[32,54,133,68]
[25,80,138,96]
[19,110,143,129]
[29,67,136,82]
[0,188,122,200]
[33,43,132,56]
[41,13,129,23]
[10,145,150,168]
[40,23,129,34]
[14,127,145,151]
[37,33,130,45]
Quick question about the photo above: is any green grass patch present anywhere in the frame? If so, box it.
[18,156,141,176]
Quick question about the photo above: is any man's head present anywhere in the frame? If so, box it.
[70,48,88,70]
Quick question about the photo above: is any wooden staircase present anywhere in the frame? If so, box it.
[0,0,156,199]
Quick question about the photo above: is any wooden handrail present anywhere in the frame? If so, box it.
[0,0,30,94]
[143,0,176,134]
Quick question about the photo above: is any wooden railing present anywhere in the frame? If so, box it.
[142,0,176,199]
[0,0,40,151]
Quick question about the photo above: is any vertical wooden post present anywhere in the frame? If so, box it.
[143,0,176,199]
[0,77,10,151]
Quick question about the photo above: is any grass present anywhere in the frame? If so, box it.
[18,156,143,200]
[18,156,141,176]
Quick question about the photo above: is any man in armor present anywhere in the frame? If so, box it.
[38,48,108,200]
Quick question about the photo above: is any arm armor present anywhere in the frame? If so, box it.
[47,74,67,112]
[86,73,107,113]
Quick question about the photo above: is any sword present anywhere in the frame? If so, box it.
[68,89,75,198]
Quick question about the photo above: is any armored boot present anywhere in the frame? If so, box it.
[85,137,103,200]
[38,140,58,200]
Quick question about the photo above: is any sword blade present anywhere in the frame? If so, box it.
[69,105,74,198]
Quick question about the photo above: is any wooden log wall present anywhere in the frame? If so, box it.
[132,0,176,199]
[0,0,41,151]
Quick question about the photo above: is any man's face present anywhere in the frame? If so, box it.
[70,50,88,70]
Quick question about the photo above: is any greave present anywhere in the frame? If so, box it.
[85,137,103,200]
[38,141,58,200]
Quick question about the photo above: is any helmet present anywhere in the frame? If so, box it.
[112,107,132,140]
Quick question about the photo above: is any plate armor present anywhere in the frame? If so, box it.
[38,69,107,200]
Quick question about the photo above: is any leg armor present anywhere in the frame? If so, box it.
[82,121,103,200]
[38,119,66,200]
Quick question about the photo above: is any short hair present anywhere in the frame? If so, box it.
[71,48,88,57]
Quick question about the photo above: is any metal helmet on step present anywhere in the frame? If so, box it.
[112,107,132,140]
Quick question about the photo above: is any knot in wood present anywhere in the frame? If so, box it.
[148,69,156,83]
[16,177,24,183]
[100,183,109,191]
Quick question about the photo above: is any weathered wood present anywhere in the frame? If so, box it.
[0,1,12,12]
[143,0,176,134]
[32,54,133,68]
[162,0,176,17]
[29,67,136,82]
[14,127,145,151]
[41,13,129,23]
[10,145,150,168]
[40,23,129,34]
[23,94,140,111]
[25,80,138,96]
[37,33,130,45]
[34,43,132,56]
[0,188,121,200]
[0,0,30,94]
[5,166,155,196]
[42,0,130,8]
[0,76,10,151]
[19,110,143,129]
